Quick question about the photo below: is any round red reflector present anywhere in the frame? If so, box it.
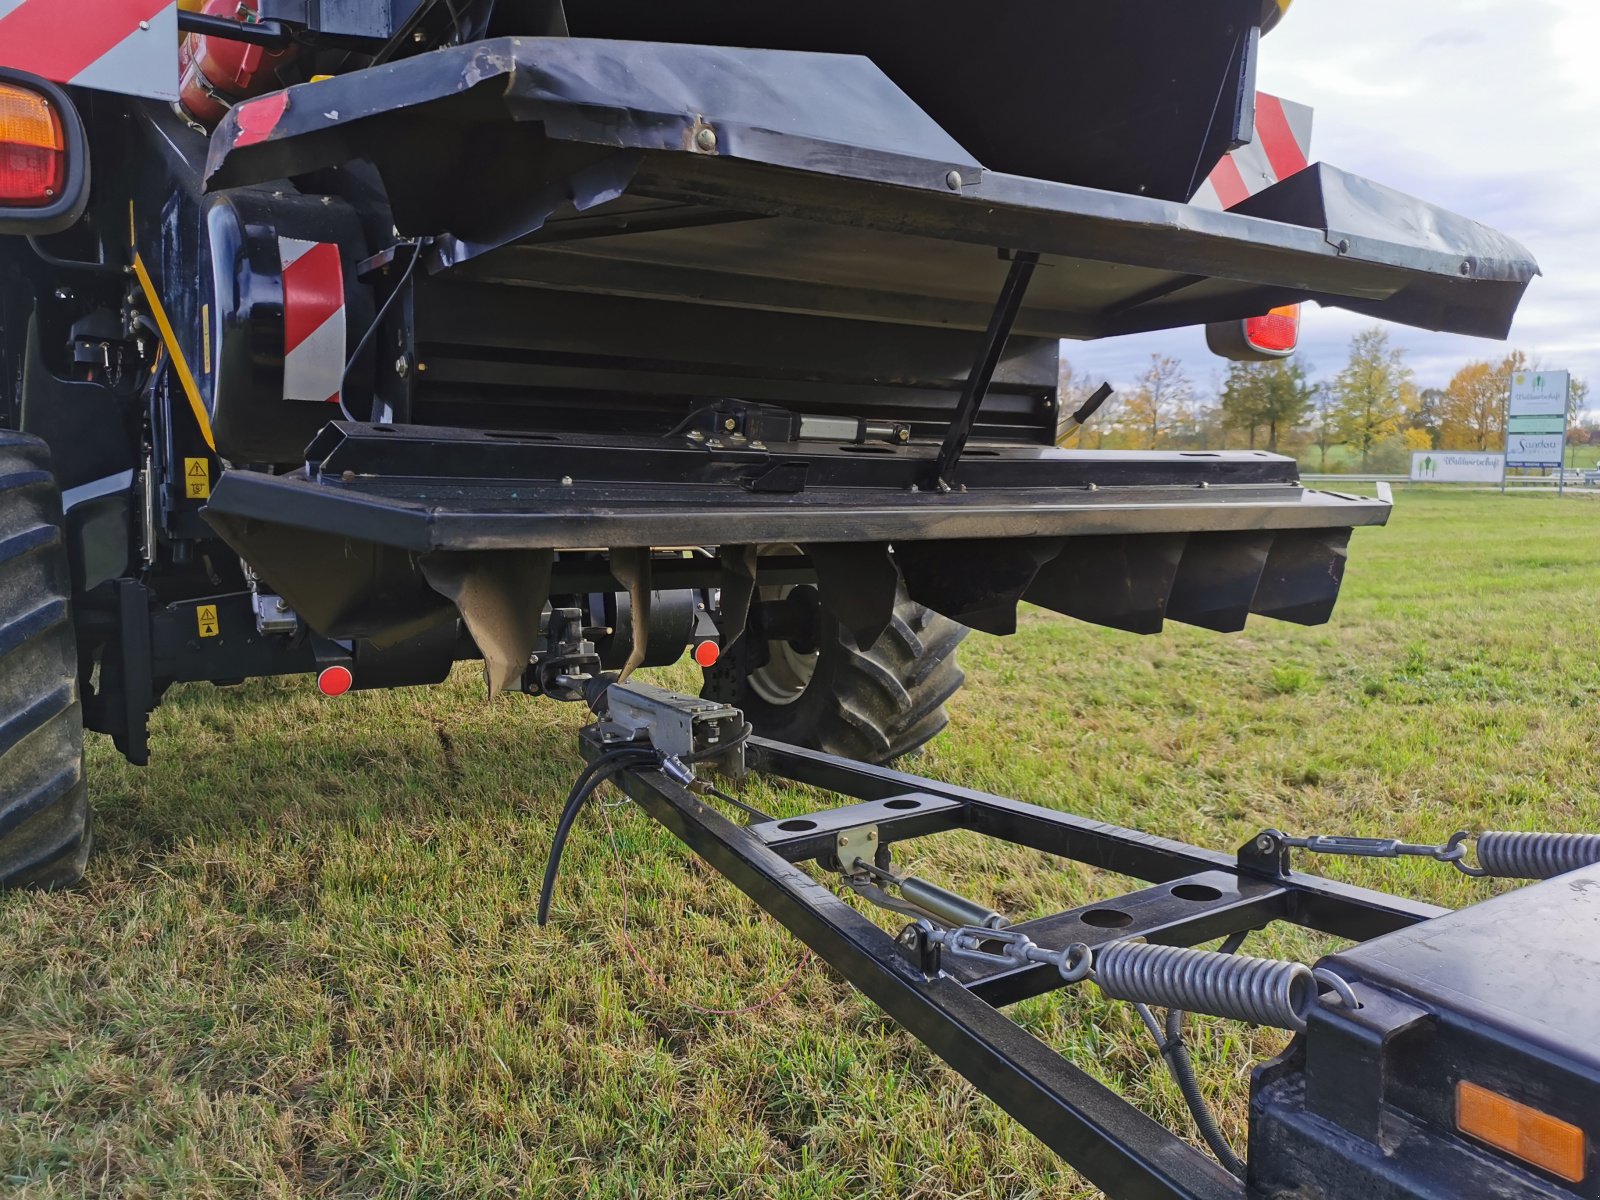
[317,665,353,696]
[693,640,720,668]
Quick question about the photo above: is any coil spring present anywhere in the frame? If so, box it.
[1093,941,1315,1032]
[1475,831,1600,880]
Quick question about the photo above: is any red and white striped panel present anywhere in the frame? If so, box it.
[0,0,179,101]
[280,238,347,406]
[1191,93,1313,211]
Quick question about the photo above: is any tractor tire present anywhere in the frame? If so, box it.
[0,432,90,889]
[705,564,967,764]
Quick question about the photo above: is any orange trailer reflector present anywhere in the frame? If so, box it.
[1457,1080,1586,1183]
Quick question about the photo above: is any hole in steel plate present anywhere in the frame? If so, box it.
[776,819,818,832]
[1172,883,1223,902]
[1079,908,1134,928]
[883,798,921,810]
[839,444,894,454]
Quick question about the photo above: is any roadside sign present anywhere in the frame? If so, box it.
[1504,371,1570,491]
[1506,432,1566,465]
[1508,371,1570,419]
[1411,451,1503,483]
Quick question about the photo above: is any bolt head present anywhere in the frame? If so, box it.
[687,429,706,441]
[1256,834,1275,852]
[695,127,718,152]
[723,417,738,432]
[867,831,877,841]
[945,170,963,190]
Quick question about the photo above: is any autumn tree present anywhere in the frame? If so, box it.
[1219,357,1314,452]
[1438,351,1529,450]
[1330,328,1415,470]
[1112,355,1194,449]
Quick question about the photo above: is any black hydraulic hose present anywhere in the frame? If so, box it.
[341,239,423,419]
[537,750,658,926]
[1157,930,1250,1177]
[1160,1009,1245,1176]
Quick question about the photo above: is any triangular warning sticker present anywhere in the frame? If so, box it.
[188,460,208,476]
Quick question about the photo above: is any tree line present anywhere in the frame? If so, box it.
[1063,327,1592,471]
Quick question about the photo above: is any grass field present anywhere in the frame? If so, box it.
[3,487,1599,1199]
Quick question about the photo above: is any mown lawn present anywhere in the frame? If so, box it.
[3,486,1598,1198]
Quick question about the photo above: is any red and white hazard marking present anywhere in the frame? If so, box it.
[280,238,347,406]
[0,0,179,101]
[1192,93,1313,211]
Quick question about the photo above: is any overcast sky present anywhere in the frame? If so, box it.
[1066,0,1600,406]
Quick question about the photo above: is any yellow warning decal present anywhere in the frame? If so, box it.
[184,457,211,500]
[196,604,220,639]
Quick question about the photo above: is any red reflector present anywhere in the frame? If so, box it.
[1244,304,1301,354]
[0,85,66,207]
[316,665,353,696]
[693,640,720,668]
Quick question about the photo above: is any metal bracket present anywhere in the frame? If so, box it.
[834,824,879,875]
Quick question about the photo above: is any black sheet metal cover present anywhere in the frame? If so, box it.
[204,38,1538,343]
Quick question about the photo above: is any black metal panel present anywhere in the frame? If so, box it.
[895,537,1065,636]
[1251,528,1351,626]
[1252,871,1600,1199]
[805,542,900,648]
[203,41,1538,344]
[560,0,1262,202]
[411,278,1059,444]
[1023,533,1187,635]
[199,423,1384,640]
[1166,531,1274,633]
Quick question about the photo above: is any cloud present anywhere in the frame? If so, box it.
[1065,0,1599,408]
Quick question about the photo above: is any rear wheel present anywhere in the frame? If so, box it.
[0,432,90,889]
[704,546,967,763]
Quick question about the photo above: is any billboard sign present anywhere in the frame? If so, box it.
[1411,451,1504,483]
[1505,371,1570,469]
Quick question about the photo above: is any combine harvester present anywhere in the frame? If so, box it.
[3,2,1596,1195]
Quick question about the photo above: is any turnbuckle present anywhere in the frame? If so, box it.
[1255,828,1473,870]
[1256,828,1600,880]
[898,919,1092,982]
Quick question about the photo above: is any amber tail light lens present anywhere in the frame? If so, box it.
[0,83,67,208]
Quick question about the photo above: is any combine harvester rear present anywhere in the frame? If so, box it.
[2,2,1594,1196]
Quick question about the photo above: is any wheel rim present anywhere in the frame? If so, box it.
[744,545,820,708]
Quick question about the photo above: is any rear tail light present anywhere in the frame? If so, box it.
[0,83,65,207]
[1457,1080,1586,1183]
[1206,303,1302,361]
[1244,304,1301,355]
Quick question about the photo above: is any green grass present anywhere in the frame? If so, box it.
[4,486,1600,1198]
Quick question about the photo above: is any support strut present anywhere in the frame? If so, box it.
[930,251,1040,491]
